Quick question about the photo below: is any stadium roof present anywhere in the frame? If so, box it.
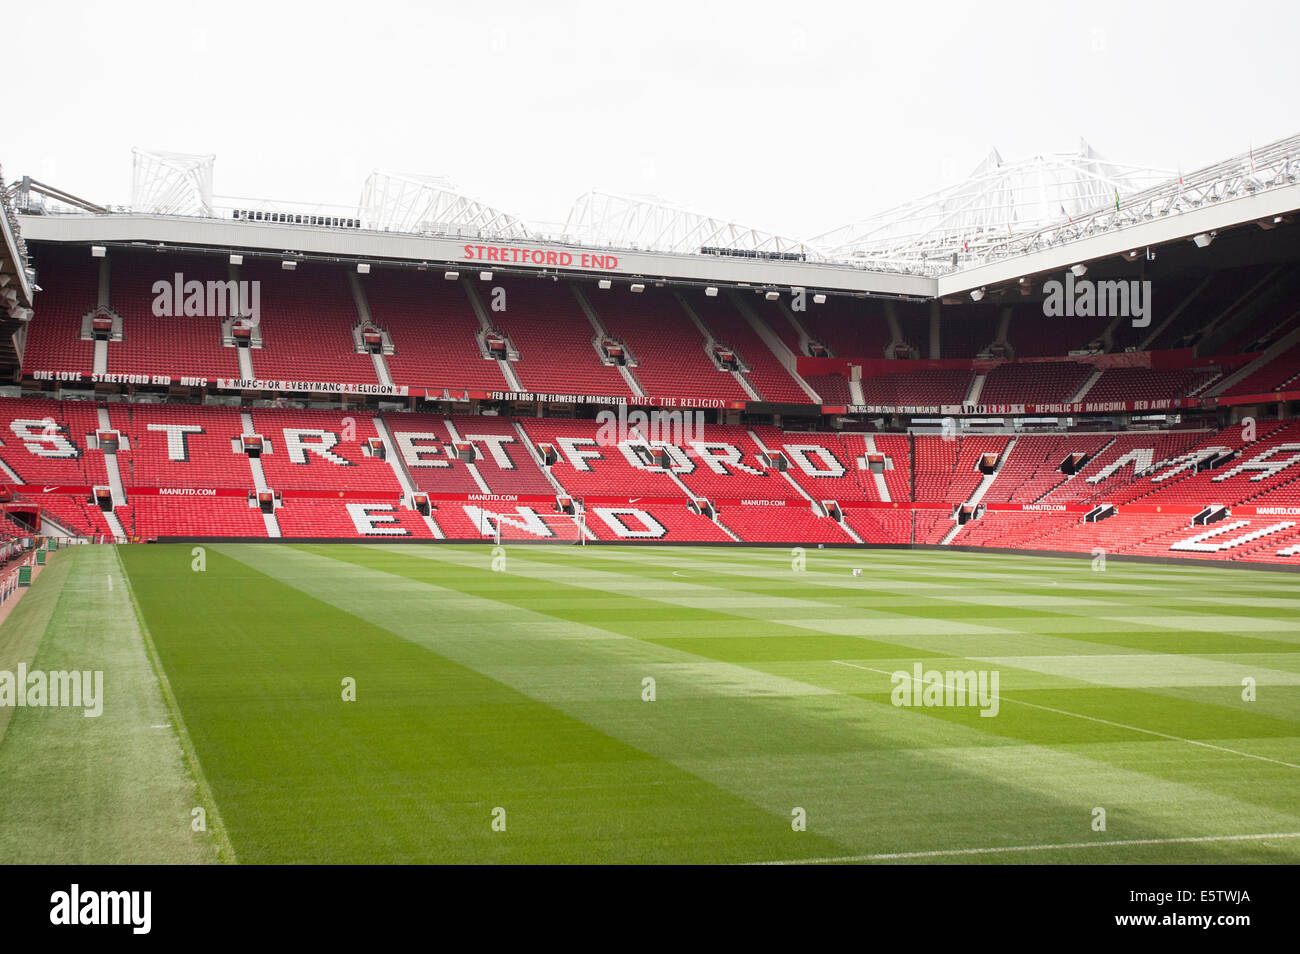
[811,139,1172,273]
[11,134,1300,298]
[360,171,532,241]
[0,168,35,315]
[558,190,819,260]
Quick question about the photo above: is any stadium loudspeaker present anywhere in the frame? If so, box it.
[357,263,371,274]
[229,254,243,265]
[91,246,106,258]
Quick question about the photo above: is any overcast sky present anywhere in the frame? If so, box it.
[9,0,1298,239]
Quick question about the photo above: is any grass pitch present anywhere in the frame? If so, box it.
[1,542,1298,864]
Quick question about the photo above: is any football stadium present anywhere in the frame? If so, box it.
[1,4,1298,895]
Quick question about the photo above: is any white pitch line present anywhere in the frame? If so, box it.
[750,830,1300,865]
[831,659,1300,770]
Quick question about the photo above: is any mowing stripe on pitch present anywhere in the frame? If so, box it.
[831,659,1300,770]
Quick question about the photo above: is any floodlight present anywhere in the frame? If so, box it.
[764,291,779,301]
[813,293,826,304]
[281,260,297,270]
[970,288,985,302]
[629,283,646,293]
[444,271,460,280]
[704,287,718,297]
[229,254,243,265]
[1192,232,1214,248]
[597,279,612,289]
[1070,264,1087,277]
[479,271,493,281]
[357,263,371,274]
[91,246,106,258]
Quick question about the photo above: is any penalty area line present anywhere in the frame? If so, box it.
[831,659,1300,771]
[749,831,1300,865]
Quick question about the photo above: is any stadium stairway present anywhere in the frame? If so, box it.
[747,428,861,542]
[569,283,648,399]
[239,411,281,537]
[371,415,446,539]
[586,286,749,403]
[673,293,762,400]
[460,281,525,393]
[940,437,1017,544]
[347,271,396,388]
[722,292,823,403]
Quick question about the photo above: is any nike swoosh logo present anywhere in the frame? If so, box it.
[43,486,59,493]
[628,497,641,503]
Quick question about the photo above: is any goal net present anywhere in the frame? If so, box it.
[465,502,589,545]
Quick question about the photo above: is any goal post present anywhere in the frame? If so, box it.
[469,500,587,545]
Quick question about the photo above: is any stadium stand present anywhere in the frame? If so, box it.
[21,245,97,377]
[248,408,402,494]
[240,260,379,385]
[488,278,634,397]
[687,293,810,402]
[9,191,1300,566]
[978,361,1093,405]
[1082,366,1218,404]
[1221,344,1300,396]
[108,250,243,380]
[796,296,893,358]
[940,306,1001,358]
[858,368,973,406]
[593,286,750,402]
[0,393,1295,562]
[366,269,512,393]
[803,374,851,404]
